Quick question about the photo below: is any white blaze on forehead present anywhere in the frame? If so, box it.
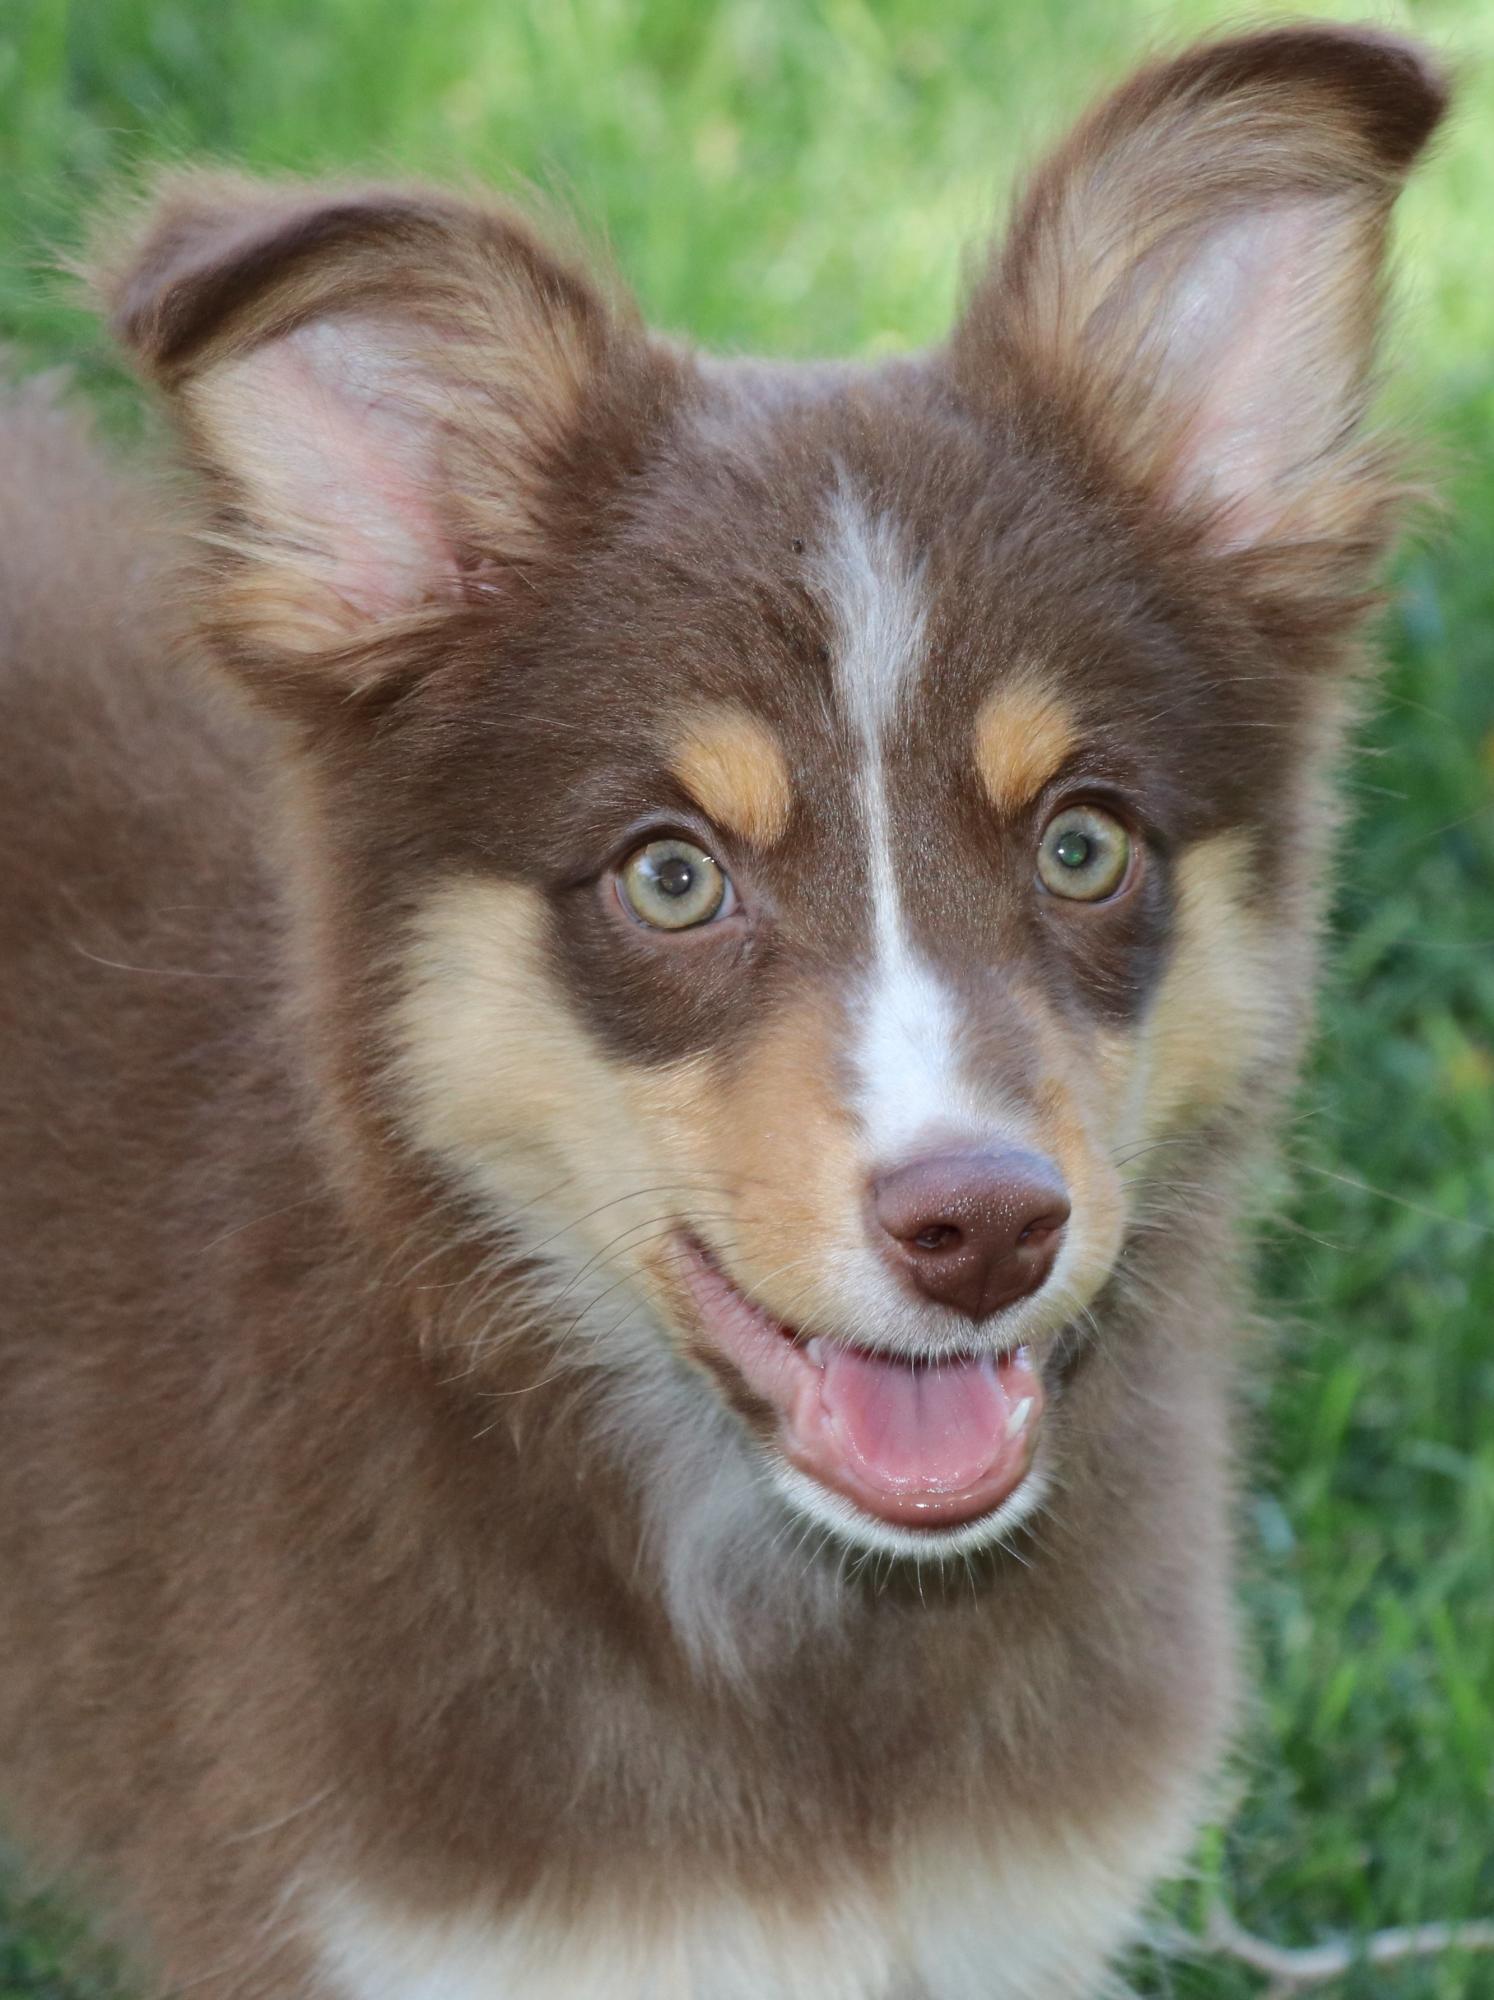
[816,489,926,748]
[814,487,991,1157]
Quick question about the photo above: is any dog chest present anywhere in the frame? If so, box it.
[307,1809,1181,2000]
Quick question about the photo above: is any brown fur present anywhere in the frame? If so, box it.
[0,26,1445,2000]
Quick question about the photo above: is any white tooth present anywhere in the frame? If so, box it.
[1005,1397,1034,1440]
[805,1337,826,1367]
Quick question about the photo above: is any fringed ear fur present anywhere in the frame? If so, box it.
[951,26,1448,580]
[91,175,657,688]
[98,38,1448,697]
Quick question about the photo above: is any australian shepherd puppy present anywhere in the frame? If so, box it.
[0,25,1445,2000]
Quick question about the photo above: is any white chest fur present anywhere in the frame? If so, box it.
[309,1812,1183,2000]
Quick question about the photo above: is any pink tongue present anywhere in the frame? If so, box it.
[818,1345,1030,1495]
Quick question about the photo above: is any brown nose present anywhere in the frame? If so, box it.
[871,1148,1070,1320]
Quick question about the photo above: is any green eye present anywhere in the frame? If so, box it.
[1037,806,1133,902]
[618,839,732,931]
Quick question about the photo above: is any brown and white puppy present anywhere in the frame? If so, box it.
[0,26,1445,2000]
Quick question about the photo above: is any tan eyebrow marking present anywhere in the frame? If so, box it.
[973,677,1078,814]
[671,707,793,846]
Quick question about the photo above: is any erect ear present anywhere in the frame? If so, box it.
[951,27,1448,572]
[93,173,660,685]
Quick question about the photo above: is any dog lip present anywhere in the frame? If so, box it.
[671,1231,1045,1530]
[684,1235,1022,1370]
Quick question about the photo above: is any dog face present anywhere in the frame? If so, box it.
[98,28,1442,1569]
[379,391,1298,1564]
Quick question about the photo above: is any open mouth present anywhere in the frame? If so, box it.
[674,1233,1045,1531]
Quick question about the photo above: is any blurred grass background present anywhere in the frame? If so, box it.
[0,0,1491,1994]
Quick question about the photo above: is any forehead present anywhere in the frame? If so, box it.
[529,357,1293,849]
[411,351,1314,917]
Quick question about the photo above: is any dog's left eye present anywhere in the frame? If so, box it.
[1037,806,1133,902]
[617,839,734,930]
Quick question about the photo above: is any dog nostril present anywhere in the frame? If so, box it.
[870,1147,1070,1321]
[913,1224,959,1252]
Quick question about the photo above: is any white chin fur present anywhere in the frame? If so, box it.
[768,1454,1052,1564]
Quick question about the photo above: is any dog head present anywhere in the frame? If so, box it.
[98,27,1444,1584]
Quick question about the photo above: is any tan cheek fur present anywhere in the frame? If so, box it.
[671,707,793,847]
[389,879,711,1300]
[1138,830,1284,1137]
[692,992,866,1331]
[391,885,865,1357]
[973,676,1077,815]
[1014,832,1284,1295]
[1014,993,1131,1314]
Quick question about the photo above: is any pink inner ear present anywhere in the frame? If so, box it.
[1144,199,1356,550]
[205,317,460,631]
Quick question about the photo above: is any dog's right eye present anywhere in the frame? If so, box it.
[617,839,734,931]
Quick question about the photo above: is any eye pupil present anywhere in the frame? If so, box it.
[656,857,696,898]
[1054,832,1092,870]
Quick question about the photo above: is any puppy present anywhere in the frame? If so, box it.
[0,25,1446,2000]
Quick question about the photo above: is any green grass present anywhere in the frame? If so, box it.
[1,1,1491,1994]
